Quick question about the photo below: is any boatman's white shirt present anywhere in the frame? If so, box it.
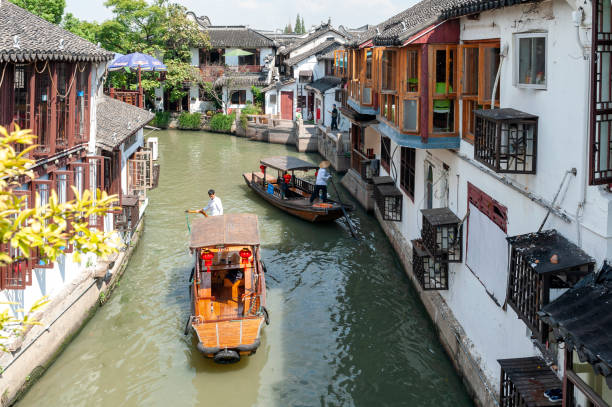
[315,168,331,186]
[203,196,223,216]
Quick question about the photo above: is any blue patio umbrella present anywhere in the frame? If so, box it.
[108,52,167,72]
[108,52,167,91]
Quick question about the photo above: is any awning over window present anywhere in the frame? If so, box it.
[372,120,460,149]
[506,230,594,275]
[539,263,612,388]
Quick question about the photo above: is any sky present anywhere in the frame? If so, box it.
[65,0,412,31]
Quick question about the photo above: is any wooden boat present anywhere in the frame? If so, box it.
[188,213,268,364]
[242,156,353,222]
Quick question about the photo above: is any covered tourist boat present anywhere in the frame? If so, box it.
[188,213,268,363]
[242,156,352,222]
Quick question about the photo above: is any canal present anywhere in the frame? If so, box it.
[19,130,473,407]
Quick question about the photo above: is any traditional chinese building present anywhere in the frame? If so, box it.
[337,0,612,405]
[0,2,156,401]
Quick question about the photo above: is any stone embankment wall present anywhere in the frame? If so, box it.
[0,216,146,406]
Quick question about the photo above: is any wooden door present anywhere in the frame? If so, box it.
[281,91,293,120]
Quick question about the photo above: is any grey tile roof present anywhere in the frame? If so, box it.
[96,96,154,151]
[0,1,115,62]
[305,76,342,93]
[367,0,540,46]
[283,40,343,67]
[280,26,349,56]
[214,72,269,88]
[261,77,295,92]
[204,26,276,49]
[539,263,612,388]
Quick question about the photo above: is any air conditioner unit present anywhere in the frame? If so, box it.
[147,137,159,161]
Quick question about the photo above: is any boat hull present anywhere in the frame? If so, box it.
[242,173,348,222]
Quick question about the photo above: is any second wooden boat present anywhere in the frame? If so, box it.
[242,156,353,222]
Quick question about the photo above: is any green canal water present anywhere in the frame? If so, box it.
[18,130,473,407]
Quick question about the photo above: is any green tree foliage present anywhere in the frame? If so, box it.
[98,0,209,107]
[251,86,264,109]
[0,127,119,266]
[284,23,293,34]
[8,0,66,24]
[0,126,120,350]
[295,14,302,34]
[302,17,306,33]
[177,112,202,130]
[61,13,100,43]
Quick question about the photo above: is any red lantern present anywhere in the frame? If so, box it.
[201,249,214,271]
[260,165,266,173]
[283,173,291,184]
[239,247,252,267]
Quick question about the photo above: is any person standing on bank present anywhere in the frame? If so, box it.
[310,161,332,204]
[203,189,223,216]
[330,104,339,130]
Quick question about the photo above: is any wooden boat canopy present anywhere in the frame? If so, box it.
[260,156,318,172]
[189,213,260,248]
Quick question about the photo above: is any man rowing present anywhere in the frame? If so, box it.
[186,189,224,217]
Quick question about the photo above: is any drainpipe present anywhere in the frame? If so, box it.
[491,43,508,109]
[575,6,591,247]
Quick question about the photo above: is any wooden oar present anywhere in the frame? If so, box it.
[329,178,358,240]
[185,209,208,217]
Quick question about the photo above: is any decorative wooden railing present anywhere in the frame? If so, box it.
[108,88,144,109]
[351,148,377,180]
[294,177,315,194]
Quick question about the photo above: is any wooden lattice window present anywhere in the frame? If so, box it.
[34,63,52,154]
[74,65,90,143]
[31,180,54,269]
[128,150,153,193]
[506,230,593,343]
[87,156,106,230]
[412,239,449,290]
[381,50,397,91]
[591,0,612,184]
[13,64,32,133]
[474,108,538,174]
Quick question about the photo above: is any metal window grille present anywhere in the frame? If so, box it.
[374,183,402,221]
[474,108,538,174]
[506,230,594,343]
[421,208,462,262]
[412,239,449,290]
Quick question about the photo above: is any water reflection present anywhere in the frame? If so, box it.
[18,130,472,407]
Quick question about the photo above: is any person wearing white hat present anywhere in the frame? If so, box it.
[310,161,332,204]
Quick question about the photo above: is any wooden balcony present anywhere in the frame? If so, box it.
[108,88,144,109]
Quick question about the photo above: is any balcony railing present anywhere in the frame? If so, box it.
[351,148,379,181]
[108,88,144,109]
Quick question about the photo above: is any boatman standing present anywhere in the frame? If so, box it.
[203,189,223,216]
[310,161,332,204]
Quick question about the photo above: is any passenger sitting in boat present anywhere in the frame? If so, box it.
[203,189,223,216]
[310,161,331,204]
[281,173,291,199]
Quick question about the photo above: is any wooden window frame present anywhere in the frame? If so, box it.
[31,179,54,269]
[381,136,391,173]
[398,47,420,134]
[429,45,458,136]
[52,170,75,253]
[381,49,398,92]
[400,146,416,200]
[458,40,501,142]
